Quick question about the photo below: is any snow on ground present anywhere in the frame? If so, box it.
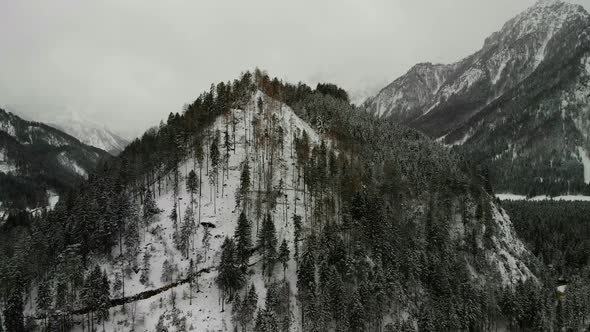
[68,92,321,331]
[0,148,17,174]
[47,190,60,209]
[27,191,61,217]
[488,203,535,285]
[0,119,16,137]
[578,146,590,184]
[496,193,590,201]
[57,151,88,178]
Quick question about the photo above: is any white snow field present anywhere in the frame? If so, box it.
[496,193,590,201]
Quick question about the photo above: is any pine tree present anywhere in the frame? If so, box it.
[195,142,204,223]
[293,214,302,261]
[170,201,178,230]
[211,130,220,181]
[278,239,290,281]
[36,278,52,329]
[97,271,111,330]
[257,96,263,113]
[188,259,197,304]
[254,308,279,332]
[82,266,103,331]
[298,247,315,329]
[178,206,196,258]
[124,205,141,262]
[215,237,244,311]
[238,285,258,330]
[187,169,198,212]
[258,213,278,279]
[237,161,251,210]
[3,288,24,332]
[235,212,253,271]
[55,277,68,312]
[348,289,365,332]
[140,249,151,285]
[143,189,160,229]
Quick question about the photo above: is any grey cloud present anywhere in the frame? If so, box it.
[1,0,587,138]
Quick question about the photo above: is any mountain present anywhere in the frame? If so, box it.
[366,0,590,196]
[51,117,130,156]
[1,72,559,332]
[0,108,110,213]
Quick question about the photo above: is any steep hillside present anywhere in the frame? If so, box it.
[1,72,557,332]
[366,0,590,196]
[51,117,130,156]
[0,108,109,213]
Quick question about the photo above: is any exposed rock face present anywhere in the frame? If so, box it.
[366,0,590,195]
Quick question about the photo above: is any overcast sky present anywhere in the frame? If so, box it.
[1,0,588,138]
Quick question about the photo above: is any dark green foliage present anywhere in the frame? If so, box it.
[254,308,279,332]
[292,214,302,260]
[234,212,252,271]
[186,169,198,206]
[235,285,258,330]
[315,83,349,103]
[278,239,290,280]
[264,282,291,331]
[3,288,24,332]
[257,213,278,277]
[216,237,245,304]
[503,200,590,275]
[236,161,250,209]
[36,278,52,316]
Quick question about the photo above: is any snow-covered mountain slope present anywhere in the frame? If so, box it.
[0,108,109,211]
[59,92,319,331]
[52,118,129,155]
[25,91,535,331]
[366,0,590,195]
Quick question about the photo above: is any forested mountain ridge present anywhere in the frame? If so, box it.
[0,107,110,214]
[3,70,576,332]
[365,0,590,196]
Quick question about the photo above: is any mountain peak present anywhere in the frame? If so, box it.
[488,0,588,47]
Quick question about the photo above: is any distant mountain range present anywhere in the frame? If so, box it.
[366,0,590,196]
[51,117,130,155]
[0,108,110,212]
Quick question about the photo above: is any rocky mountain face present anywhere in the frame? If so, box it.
[51,118,129,156]
[0,108,109,212]
[366,0,590,195]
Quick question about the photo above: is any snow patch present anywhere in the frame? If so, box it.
[57,152,88,178]
[47,190,60,209]
[0,149,17,174]
[488,203,535,285]
[578,146,590,184]
[439,67,484,99]
[496,193,590,201]
[0,120,16,137]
